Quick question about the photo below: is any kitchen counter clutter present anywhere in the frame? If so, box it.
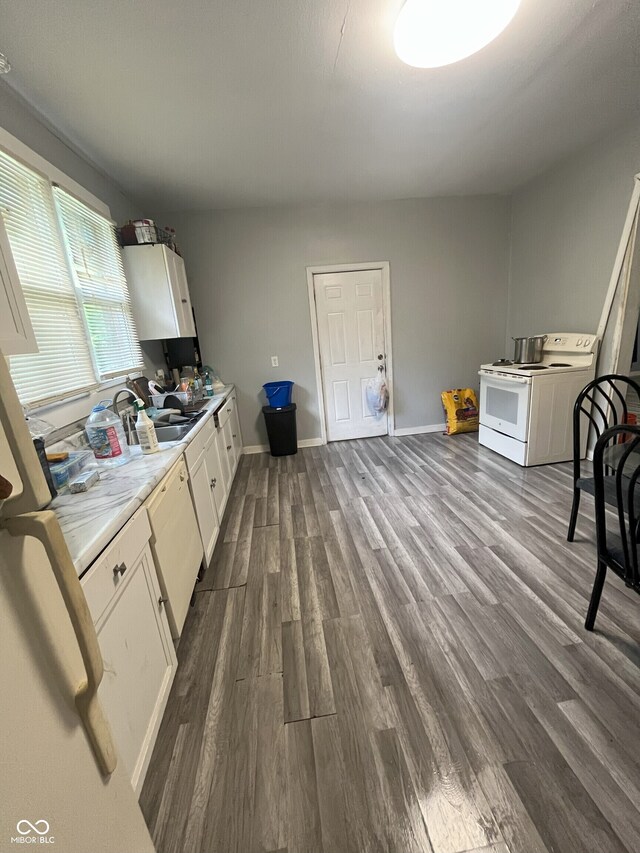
[52,385,237,576]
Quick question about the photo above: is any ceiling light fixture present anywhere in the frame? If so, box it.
[394,0,521,69]
[0,53,11,74]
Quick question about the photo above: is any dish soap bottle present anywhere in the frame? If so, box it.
[86,402,131,467]
[134,399,159,454]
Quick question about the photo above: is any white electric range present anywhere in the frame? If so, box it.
[478,332,599,466]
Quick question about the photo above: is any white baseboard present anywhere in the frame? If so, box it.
[243,437,324,455]
[393,423,445,437]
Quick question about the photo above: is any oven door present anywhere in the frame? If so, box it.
[479,370,531,442]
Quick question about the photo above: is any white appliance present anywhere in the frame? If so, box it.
[478,332,599,466]
[0,350,154,852]
[145,456,203,639]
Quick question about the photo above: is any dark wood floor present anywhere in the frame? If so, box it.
[140,433,640,853]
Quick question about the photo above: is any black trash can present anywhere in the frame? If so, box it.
[262,403,297,456]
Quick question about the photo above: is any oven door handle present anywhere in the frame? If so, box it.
[478,370,530,385]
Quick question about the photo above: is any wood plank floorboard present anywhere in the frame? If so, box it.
[140,433,640,853]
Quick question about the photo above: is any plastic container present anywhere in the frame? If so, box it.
[150,391,190,409]
[262,381,293,408]
[262,404,297,456]
[49,450,93,491]
[85,402,131,467]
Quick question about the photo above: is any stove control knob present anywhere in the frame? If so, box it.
[576,338,583,345]
[584,339,590,347]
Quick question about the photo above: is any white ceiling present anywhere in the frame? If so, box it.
[1,0,639,210]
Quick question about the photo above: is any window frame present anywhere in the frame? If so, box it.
[0,126,144,413]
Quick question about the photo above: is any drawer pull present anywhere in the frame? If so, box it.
[232,434,237,438]
[210,477,217,489]
[227,408,231,413]
[113,562,127,577]
[181,298,188,303]
[180,472,186,482]
[158,596,168,607]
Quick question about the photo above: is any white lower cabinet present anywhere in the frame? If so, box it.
[189,443,220,564]
[81,508,177,796]
[145,457,203,640]
[204,429,226,520]
[186,388,242,567]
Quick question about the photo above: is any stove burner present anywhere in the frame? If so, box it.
[492,359,513,366]
[548,362,572,367]
[519,365,548,370]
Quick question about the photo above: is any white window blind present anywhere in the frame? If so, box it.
[0,149,97,406]
[54,188,144,380]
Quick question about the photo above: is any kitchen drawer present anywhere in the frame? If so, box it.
[184,415,214,470]
[216,395,234,430]
[81,507,152,624]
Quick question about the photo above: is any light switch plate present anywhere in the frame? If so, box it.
[271,356,279,367]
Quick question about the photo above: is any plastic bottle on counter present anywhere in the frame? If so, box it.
[85,402,131,467]
[204,371,213,397]
[134,399,159,454]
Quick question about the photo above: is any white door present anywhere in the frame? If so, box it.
[190,449,220,564]
[205,430,226,519]
[96,542,177,794]
[313,269,388,441]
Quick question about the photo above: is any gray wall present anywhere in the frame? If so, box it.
[163,197,511,447]
[507,119,640,342]
[0,82,165,424]
[0,81,137,224]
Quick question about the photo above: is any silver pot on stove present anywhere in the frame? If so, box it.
[512,334,547,364]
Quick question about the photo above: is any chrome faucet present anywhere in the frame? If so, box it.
[112,388,138,445]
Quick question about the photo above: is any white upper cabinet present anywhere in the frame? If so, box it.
[0,213,37,355]
[122,243,196,340]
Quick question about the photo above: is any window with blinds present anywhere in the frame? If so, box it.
[54,188,144,380]
[0,150,97,405]
[0,148,144,407]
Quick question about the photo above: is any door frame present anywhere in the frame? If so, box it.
[306,261,394,444]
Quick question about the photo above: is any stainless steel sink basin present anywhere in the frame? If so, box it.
[154,418,202,443]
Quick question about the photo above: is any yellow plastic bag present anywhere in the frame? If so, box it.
[441,388,479,435]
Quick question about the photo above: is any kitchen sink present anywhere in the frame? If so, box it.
[154,414,205,443]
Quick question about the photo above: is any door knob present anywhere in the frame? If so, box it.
[378,354,384,360]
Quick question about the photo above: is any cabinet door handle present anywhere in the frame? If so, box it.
[180,472,186,482]
[181,298,188,304]
[226,444,232,451]
[227,408,231,413]
[210,477,217,488]
[232,433,237,438]
[158,596,168,607]
[113,562,127,577]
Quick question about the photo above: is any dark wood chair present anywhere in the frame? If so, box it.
[567,374,640,541]
[587,423,640,629]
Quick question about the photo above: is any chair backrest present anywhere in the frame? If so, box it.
[572,374,640,482]
[593,423,640,587]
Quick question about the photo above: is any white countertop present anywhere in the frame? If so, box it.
[52,386,234,577]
